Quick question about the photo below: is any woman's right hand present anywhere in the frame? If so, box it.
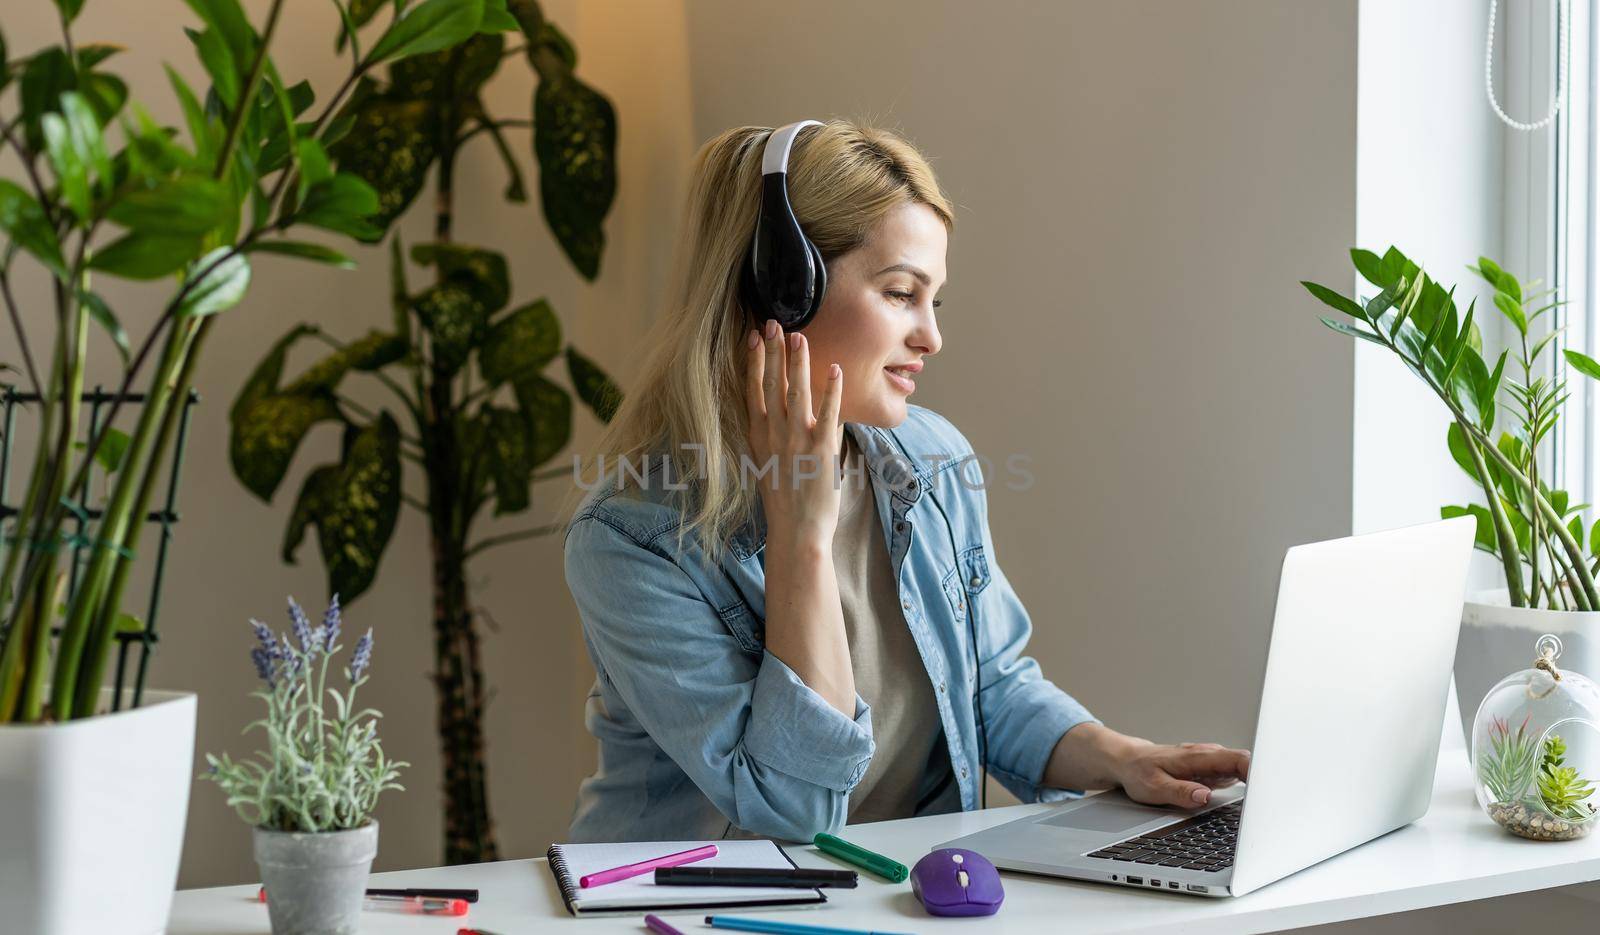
[745,319,845,548]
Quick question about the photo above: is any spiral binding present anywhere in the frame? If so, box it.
[547,844,580,913]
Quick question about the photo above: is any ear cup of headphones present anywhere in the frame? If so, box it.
[742,141,828,331]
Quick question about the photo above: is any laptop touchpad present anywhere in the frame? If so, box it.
[1037,799,1179,833]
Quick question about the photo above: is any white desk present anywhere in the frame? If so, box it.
[170,752,1600,934]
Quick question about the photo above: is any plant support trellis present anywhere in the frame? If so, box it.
[0,384,198,711]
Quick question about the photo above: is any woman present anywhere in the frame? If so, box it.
[562,119,1248,843]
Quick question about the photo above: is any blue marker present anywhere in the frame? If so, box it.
[703,916,914,935]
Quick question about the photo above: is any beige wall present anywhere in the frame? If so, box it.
[6,0,1358,888]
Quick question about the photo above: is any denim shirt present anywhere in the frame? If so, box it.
[562,404,1099,843]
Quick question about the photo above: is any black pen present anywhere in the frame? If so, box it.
[366,887,479,903]
[654,867,858,888]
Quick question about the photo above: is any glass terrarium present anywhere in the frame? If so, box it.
[1471,635,1600,840]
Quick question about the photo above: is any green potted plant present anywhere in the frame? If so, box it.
[1303,246,1600,740]
[203,595,407,935]
[0,0,505,930]
[224,0,621,864]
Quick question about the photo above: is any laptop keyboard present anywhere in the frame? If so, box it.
[1085,801,1241,872]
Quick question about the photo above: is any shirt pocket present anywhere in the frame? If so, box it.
[718,602,766,656]
[941,544,992,620]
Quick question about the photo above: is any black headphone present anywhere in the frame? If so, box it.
[741,119,828,332]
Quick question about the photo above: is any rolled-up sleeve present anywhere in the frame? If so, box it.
[969,475,1100,804]
[565,511,875,841]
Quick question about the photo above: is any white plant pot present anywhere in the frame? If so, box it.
[1455,590,1600,747]
[0,689,196,935]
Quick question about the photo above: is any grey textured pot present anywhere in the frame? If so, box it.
[1455,590,1600,747]
[254,822,378,935]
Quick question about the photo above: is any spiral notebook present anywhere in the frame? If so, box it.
[545,839,828,915]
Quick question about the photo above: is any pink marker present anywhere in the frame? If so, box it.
[579,844,719,888]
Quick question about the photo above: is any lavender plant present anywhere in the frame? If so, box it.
[202,595,406,832]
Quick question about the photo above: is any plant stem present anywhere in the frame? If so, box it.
[1462,423,1527,607]
[0,270,43,397]
[464,523,562,559]
[214,0,286,184]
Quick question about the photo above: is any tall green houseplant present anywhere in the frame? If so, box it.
[0,0,507,723]
[1305,246,1600,609]
[226,0,620,864]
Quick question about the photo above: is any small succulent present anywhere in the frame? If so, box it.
[1536,734,1597,822]
[201,596,406,832]
[1480,715,1542,804]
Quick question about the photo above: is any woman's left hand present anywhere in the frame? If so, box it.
[1045,723,1251,808]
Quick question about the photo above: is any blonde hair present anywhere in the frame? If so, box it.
[561,118,955,567]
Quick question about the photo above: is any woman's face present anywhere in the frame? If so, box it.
[801,201,948,432]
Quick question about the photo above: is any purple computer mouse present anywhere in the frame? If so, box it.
[910,848,1004,917]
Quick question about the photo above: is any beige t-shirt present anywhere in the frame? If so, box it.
[834,432,960,824]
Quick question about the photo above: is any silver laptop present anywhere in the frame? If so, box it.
[941,518,1475,898]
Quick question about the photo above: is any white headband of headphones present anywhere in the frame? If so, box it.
[761,119,823,175]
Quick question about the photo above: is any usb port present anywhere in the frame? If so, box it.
[1127,876,1143,885]
[1168,881,1179,889]
[1187,884,1208,893]
[1150,879,1161,887]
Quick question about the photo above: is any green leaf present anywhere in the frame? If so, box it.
[511,373,573,467]
[42,112,90,220]
[89,232,204,279]
[479,299,560,385]
[326,91,438,234]
[412,280,488,374]
[533,71,617,280]
[366,0,485,65]
[0,179,68,278]
[565,345,620,423]
[1320,317,1385,347]
[1566,349,1600,382]
[1377,247,1411,287]
[1302,281,1365,321]
[481,404,534,513]
[281,414,402,603]
[231,324,314,421]
[231,390,342,501]
[164,65,214,163]
[1493,293,1527,336]
[79,290,130,364]
[184,26,240,109]
[106,174,227,234]
[175,247,251,318]
[411,242,510,309]
[19,47,73,152]
[297,173,382,240]
[1442,504,1498,554]
[1589,517,1600,558]
[0,28,9,94]
[1351,247,1383,287]
[285,330,407,394]
[114,612,144,635]
[180,0,257,96]
[244,240,355,267]
[93,427,131,473]
[295,138,333,202]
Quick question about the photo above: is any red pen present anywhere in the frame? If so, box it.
[579,844,719,888]
[257,887,468,916]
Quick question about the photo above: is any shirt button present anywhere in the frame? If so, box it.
[902,599,912,610]
[970,576,982,587]
[938,682,946,693]
[960,767,969,778]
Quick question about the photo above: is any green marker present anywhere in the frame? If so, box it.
[812,833,908,883]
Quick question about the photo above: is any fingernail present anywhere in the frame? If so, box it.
[830,363,840,379]
[765,320,778,339]
[1191,788,1209,805]
[789,333,800,350]
[747,329,759,349]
